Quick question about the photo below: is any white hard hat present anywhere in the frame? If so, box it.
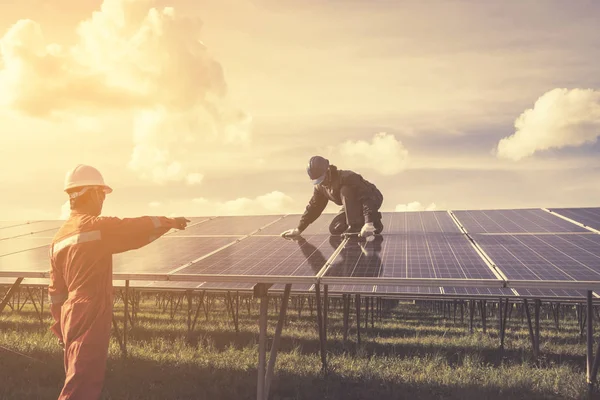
[64,164,113,193]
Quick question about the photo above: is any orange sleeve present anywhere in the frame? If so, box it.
[48,246,67,341]
[97,216,175,254]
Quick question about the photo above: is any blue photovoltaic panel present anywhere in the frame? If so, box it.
[256,214,340,236]
[114,236,236,274]
[382,211,461,234]
[514,288,590,298]
[473,234,600,282]
[0,247,49,272]
[375,285,442,295]
[550,208,600,232]
[0,221,63,240]
[169,215,281,236]
[173,235,341,278]
[442,287,514,296]
[324,234,497,281]
[452,209,586,234]
[324,285,375,294]
[0,238,51,257]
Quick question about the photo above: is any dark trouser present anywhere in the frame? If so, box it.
[328,186,383,235]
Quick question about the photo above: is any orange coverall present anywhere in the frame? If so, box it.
[48,213,175,400]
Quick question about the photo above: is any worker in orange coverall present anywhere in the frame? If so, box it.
[48,164,190,400]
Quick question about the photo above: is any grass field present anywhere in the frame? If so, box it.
[0,292,594,399]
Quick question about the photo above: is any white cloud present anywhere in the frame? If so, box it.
[0,0,251,184]
[496,88,600,161]
[185,173,204,186]
[335,132,409,175]
[148,201,161,208]
[395,201,437,212]
[183,191,296,216]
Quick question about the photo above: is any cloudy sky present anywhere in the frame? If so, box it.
[1,0,600,220]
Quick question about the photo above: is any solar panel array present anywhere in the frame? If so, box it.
[550,208,600,232]
[2,208,600,299]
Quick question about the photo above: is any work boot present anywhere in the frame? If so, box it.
[374,212,384,234]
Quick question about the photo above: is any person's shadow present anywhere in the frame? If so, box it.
[323,235,385,278]
[285,234,384,277]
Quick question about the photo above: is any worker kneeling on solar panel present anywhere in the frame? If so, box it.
[48,164,190,400]
[281,156,384,238]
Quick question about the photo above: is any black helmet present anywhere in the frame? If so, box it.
[307,156,329,185]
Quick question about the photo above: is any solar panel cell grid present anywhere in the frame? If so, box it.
[324,285,375,294]
[255,214,339,236]
[550,208,600,231]
[442,287,514,296]
[174,235,341,277]
[114,236,236,274]
[168,215,281,236]
[453,209,586,234]
[325,234,497,281]
[383,211,461,234]
[515,288,589,298]
[375,285,441,294]
[473,234,600,282]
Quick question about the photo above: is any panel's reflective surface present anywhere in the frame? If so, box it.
[0,247,50,272]
[375,285,441,295]
[114,236,236,274]
[0,238,51,256]
[550,208,600,231]
[442,287,514,296]
[382,211,461,234]
[0,221,63,240]
[324,234,496,280]
[256,214,339,236]
[474,233,600,282]
[169,215,282,236]
[174,235,341,277]
[453,209,585,234]
[325,284,375,294]
[515,288,590,298]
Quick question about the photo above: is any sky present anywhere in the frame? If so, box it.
[1,0,600,220]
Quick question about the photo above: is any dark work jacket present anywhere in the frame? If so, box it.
[297,166,383,231]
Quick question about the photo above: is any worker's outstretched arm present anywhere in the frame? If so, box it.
[97,216,189,254]
[298,188,328,232]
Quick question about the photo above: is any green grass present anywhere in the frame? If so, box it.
[0,294,594,399]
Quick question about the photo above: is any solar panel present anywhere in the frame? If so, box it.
[323,234,497,281]
[172,235,341,279]
[255,213,340,236]
[113,280,154,288]
[0,238,51,257]
[199,282,255,290]
[514,288,591,298]
[324,285,375,294]
[375,285,441,295]
[0,247,49,272]
[442,287,514,296]
[0,221,30,229]
[382,211,461,234]
[550,208,600,232]
[0,221,63,240]
[473,233,600,282]
[168,215,282,236]
[452,209,586,234]
[145,281,203,289]
[114,236,236,274]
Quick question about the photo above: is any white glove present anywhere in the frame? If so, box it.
[281,228,302,238]
[359,222,376,238]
